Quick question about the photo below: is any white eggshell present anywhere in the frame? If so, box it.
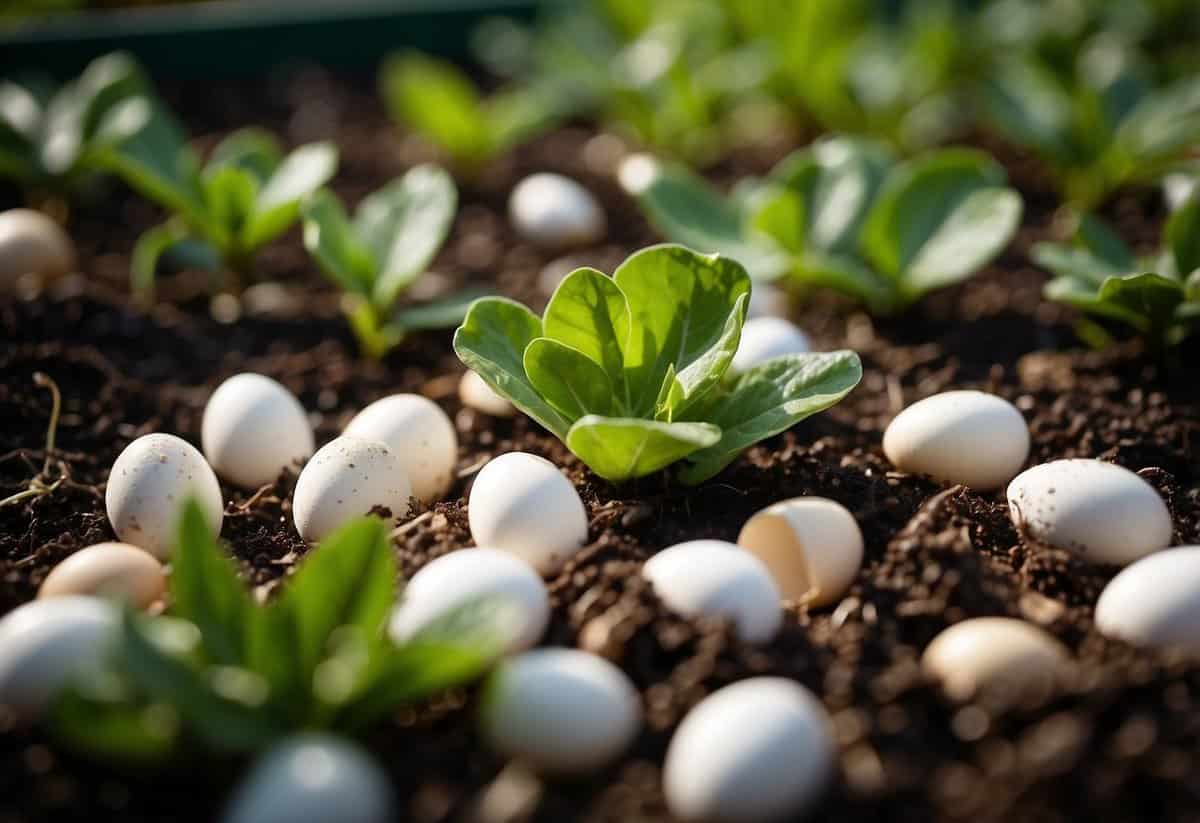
[468,452,588,573]
[730,316,811,373]
[0,208,75,287]
[1095,546,1200,654]
[293,437,412,542]
[105,433,224,559]
[663,677,834,823]
[390,547,549,653]
[1006,459,1172,565]
[921,617,1068,702]
[38,542,165,609]
[737,497,863,607]
[642,540,782,643]
[883,390,1030,490]
[202,373,314,489]
[616,152,661,194]
[746,284,790,320]
[480,648,642,774]
[459,370,516,418]
[223,734,394,823]
[509,173,606,249]
[0,596,118,723]
[344,394,458,503]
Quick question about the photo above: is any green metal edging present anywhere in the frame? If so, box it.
[0,0,539,77]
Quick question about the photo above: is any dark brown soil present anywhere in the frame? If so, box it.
[3,66,1200,823]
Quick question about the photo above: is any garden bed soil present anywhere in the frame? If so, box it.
[3,67,1200,823]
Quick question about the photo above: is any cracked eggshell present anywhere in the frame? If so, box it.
[389,547,549,653]
[730,316,811,373]
[737,497,862,607]
[508,173,606,249]
[202,373,314,489]
[344,394,457,503]
[292,436,412,543]
[223,734,394,823]
[105,433,224,559]
[459,370,516,417]
[883,390,1030,490]
[642,540,782,643]
[1006,459,1172,565]
[922,617,1068,703]
[0,208,75,288]
[480,648,641,775]
[468,452,588,573]
[1095,546,1200,655]
[0,596,118,723]
[663,677,834,823]
[38,542,165,609]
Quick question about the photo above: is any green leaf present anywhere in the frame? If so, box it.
[524,338,616,419]
[379,53,491,164]
[244,141,338,248]
[566,416,720,482]
[208,127,283,182]
[390,288,489,333]
[169,499,253,667]
[541,267,632,406]
[1032,244,1119,288]
[747,184,805,254]
[51,684,179,763]
[1166,197,1200,279]
[1076,213,1135,272]
[355,164,457,311]
[1116,75,1200,169]
[1095,272,1187,335]
[792,250,896,310]
[301,189,377,296]
[130,218,193,296]
[678,350,862,484]
[202,165,258,250]
[982,57,1074,163]
[453,297,572,439]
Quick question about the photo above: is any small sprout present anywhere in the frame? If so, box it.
[508,173,606,249]
[301,165,473,359]
[343,394,457,504]
[39,542,165,610]
[0,372,69,509]
[292,437,411,543]
[921,618,1067,706]
[1095,548,1200,656]
[201,373,314,490]
[0,208,75,288]
[454,244,861,484]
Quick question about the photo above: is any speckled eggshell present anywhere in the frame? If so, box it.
[38,542,165,609]
[105,433,224,559]
[663,677,834,823]
[202,373,314,489]
[921,617,1068,703]
[0,208,75,288]
[883,390,1030,490]
[508,173,606,249]
[343,394,458,503]
[1095,546,1200,654]
[730,316,811,373]
[292,437,412,543]
[1006,459,1173,565]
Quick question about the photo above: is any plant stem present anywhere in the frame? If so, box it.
[0,373,66,508]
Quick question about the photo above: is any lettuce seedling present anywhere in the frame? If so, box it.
[1034,201,1200,349]
[454,244,861,483]
[302,165,476,359]
[632,136,1022,314]
[51,501,511,760]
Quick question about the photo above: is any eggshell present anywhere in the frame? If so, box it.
[1095,546,1200,654]
[730,316,811,373]
[38,542,165,609]
[202,373,314,489]
[292,437,412,542]
[737,497,863,607]
[105,433,224,559]
[663,677,834,823]
[480,648,642,774]
[344,394,458,503]
[922,617,1067,703]
[883,390,1029,490]
[0,208,75,288]
[1006,459,1172,565]
[508,173,606,249]
[223,734,394,823]
[389,547,549,653]
[468,452,588,573]
[616,152,661,194]
[0,596,117,723]
[642,540,782,643]
[459,370,516,417]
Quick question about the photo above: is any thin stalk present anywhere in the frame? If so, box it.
[0,373,66,508]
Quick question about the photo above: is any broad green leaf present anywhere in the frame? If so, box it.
[1095,273,1187,335]
[379,53,491,164]
[541,267,632,407]
[1076,213,1135,272]
[747,184,805,254]
[1032,244,1121,288]
[355,165,457,310]
[244,141,338,248]
[669,291,748,416]
[524,338,616,419]
[1165,197,1200,279]
[301,190,376,296]
[902,186,1023,295]
[1116,75,1200,167]
[244,598,304,718]
[130,218,193,296]
[202,165,258,251]
[613,245,752,415]
[169,499,253,667]
[678,350,862,484]
[1044,276,1148,327]
[484,84,568,153]
[209,127,283,182]
[982,57,1074,163]
[391,288,489,332]
[566,416,720,482]
[793,250,896,310]
[0,80,41,141]
[453,298,572,439]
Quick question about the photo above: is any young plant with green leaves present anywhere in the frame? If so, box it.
[302,165,476,359]
[51,501,509,760]
[631,136,1023,313]
[108,124,337,295]
[1034,199,1200,349]
[454,244,861,483]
